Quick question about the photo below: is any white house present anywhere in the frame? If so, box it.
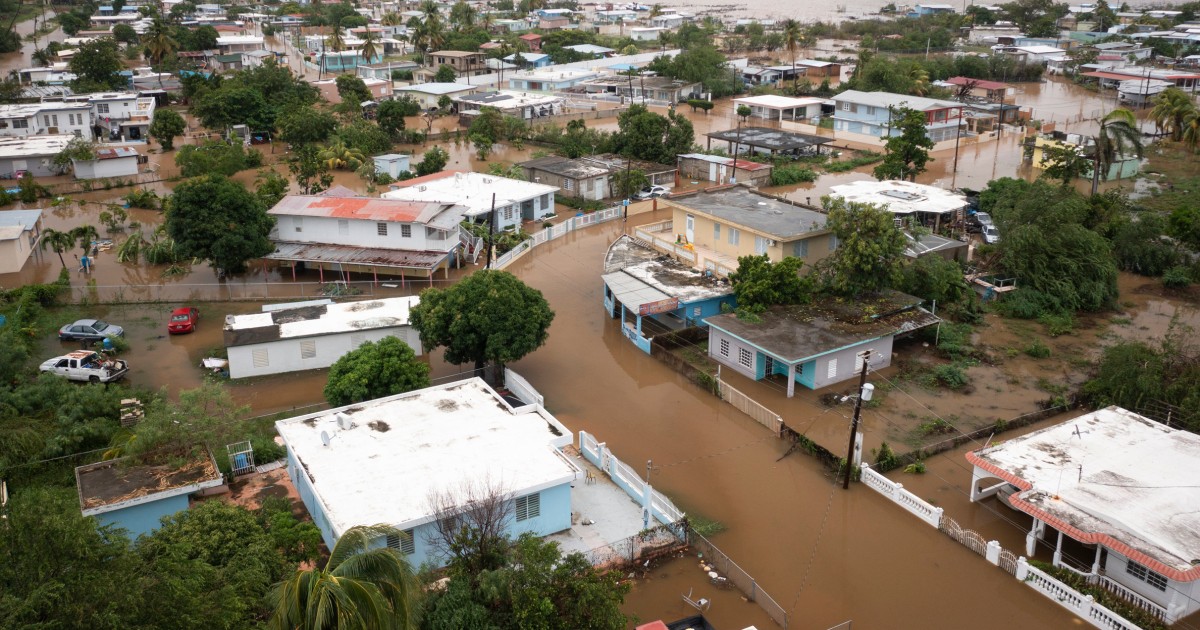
[0,209,43,273]
[216,35,265,54]
[275,377,577,568]
[0,101,93,140]
[968,406,1200,624]
[733,95,826,123]
[393,82,479,109]
[384,171,558,232]
[507,68,600,92]
[59,92,157,143]
[452,90,566,120]
[266,193,470,280]
[629,26,669,41]
[373,153,410,179]
[829,180,970,230]
[223,297,422,379]
[0,134,73,177]
[71,146,139,179]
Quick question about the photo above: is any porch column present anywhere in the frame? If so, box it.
[1026,518,1041,557]
[786,363,796,398]
[1092,546,1102,574]
[636,315,642,334]
[1053,530,1064,567]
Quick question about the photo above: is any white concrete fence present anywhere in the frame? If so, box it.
[579,430,686,527]
[632,220,698,264]
[859,463,1144,630]
[492,205,623,270]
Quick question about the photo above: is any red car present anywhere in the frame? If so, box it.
[168,307,200,334]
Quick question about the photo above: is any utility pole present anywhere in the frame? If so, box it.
[486,192,496,269]
[842,350,872,489]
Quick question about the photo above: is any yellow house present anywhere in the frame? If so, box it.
[654,187,834,276]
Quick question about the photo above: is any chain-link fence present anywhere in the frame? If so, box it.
[581,521,687,571]
[688,529,789,628]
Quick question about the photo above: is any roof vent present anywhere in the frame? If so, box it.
[336,413,353,430]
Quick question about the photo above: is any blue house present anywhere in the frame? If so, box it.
[317,49,383,73]
[275,377,578,569]
[504,52,552,68]
[705,291,939,396]
[75,450,225,539]
[833,89,965,144]
[602,235,736,354]
[907,3,956,17]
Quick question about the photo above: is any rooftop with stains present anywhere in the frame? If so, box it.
[969,407,1200,577]
[274,378,575,538]
[603,235,731,304]
[268,194,465,228]
[223,297,418,346]
[76,449,223,515]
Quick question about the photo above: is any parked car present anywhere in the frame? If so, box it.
[634,185,669,200]
[168,307,200,334]
[982,224,1001,244]
[58,319,125,341]
[39,350,128,383]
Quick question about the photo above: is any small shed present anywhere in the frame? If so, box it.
[374,153,411,179]
[223,296,422,379]
[676,153,773,187]
[71,146,139,180]
[75,449,224,539]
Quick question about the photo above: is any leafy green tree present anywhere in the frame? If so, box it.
[558,118,611,159]
[897,255,969,305]
[377,99,410,137]
[175,140,262,177]
[58,11,89,36]
[193,86,272,131]
[737,104,752,121]
[1150,87,1196,141]
[727,254,811,315]
[268,524,418,630]
[165,175,274,274]
[611,168,648,198]
[1110,213,1178,276]
[1088,0,1119,31]
[1169,204,1200,252]
[411,270,555,375]
[191,61,319,132]
[259,499,323,564]
[69,39,125,91]
[112,23,139,44]
[822,198,908,296]
[611,105,694,165]
[276,107,337,146]
[1038,142,1091,186]
[873,107,934,181]
[336,118,394,156]
[414,146,449,176]
[434,64,457,82]
[149,108,187,150]
[288,144,333,194]
[255,169,290,208]
[324,336,430,406]
[335,74,373,103]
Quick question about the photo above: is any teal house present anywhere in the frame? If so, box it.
[76,450,224,539]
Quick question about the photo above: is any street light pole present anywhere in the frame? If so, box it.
[842,350,873,489]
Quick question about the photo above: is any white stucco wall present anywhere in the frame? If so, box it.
[276,214,456,252]
[73,156,138,180]
[227,327,420,379]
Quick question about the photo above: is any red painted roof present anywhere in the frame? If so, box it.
[946,76,1009,90]
[519,33,542,40]
[269,195,439,222]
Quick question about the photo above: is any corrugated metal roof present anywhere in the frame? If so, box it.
[266,241,451,270]
[269,194,463,227]
[93,147,138,160]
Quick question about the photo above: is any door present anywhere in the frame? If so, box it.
[685,214,694,244]
[764,355,774,377]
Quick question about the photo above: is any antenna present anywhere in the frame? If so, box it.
[320,430,332,447]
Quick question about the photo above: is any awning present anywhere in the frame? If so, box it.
[267,241,451,270]
[601,271,678,316]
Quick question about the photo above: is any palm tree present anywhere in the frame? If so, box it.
[142,18,178,89]
[1090,108,1143,196]
[319,141,366,171]
[648,3,664,20]
[908,65,931,97]
[782,19,802,94]
[267,525,417,630]
[71,224,99,255]
[360,27,379,66]
[1149,86,1195,141]
[381,12,403,26]
[39,228,75,267]
[1183,110,1200,152]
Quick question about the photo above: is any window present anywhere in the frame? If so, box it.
[719,338,730,357]
[338,219,349,236]
[540,193,550,208]
[755,236,768,254]
[692,306,701,317]
[97,104,110,114]
[515,493,540,521]
[865,106,875,116]
[794,239,809,258]
[564,179,573,190]
[829,234,839,251]
[300,339,316,359]
[713,223,721,240]
[51,114,58,126]
[252,348,269,368]
[728,228,740,246]
[827,358,838,379]
[504,206,515,220]
[385,529,416,555]
[11,119,27,129]
[738,347,752,368]
[294,217,303,233]
[1126,561,1168,591]
[377,222,388,236]
[400,224,411,238]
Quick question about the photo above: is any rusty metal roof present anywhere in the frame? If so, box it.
[266,241,451,270]
[269,194,464,228]
[93,146,139,160]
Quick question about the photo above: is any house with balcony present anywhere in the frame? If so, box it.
[275,377,579,568]
[706,290,938,396]
[383,170,558,232]
[216,35,264,54]
[575,75,703,104]
[0,101,94,140]
[265,192,471,281]
[57,91,157,142]
[638,186,832,277]
[429,50,490,78]
[602,234,734,353]
[832,90,966,144]
[967,406,1200,625]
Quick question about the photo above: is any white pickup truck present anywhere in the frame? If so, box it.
[40,350,129,383]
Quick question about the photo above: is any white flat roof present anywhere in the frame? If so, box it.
[224,296,418,341]
[829,179,969,215]
[0,134,74,157]
[216,35,263,44]
[275,378,576,537]
[397,82,476,95]
[384,171,558,217]
[734,95,826,109]
[969,407,1200,579]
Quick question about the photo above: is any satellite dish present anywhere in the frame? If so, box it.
[320,430,331,447]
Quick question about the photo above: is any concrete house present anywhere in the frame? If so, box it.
[0,209,43,273]
[215,35,265,54]
[507,68,601,91]
[373,153,410,179]
[275,377,577,568]
[0,134,74,177]
[602,235,735,353]
[384,170,558,232]
[706,290,938,396]
[72,146,139,180]
[828,180,970,230]
[453,90,565,120]
[60,91,157,142]
[266,193,470,281]
[223,297,421,379]
[520,155,614,201]
[429,50,489,77]
[0,101,93,140]
[576,75,703,103]
[504,52,552,68]
[676,154,774,188]
[967,406,1200,624]
[733,95,826,123]
[394,82,479,108]
[832,90,965,144]
[75,449,224,539]
[657,187,833,276]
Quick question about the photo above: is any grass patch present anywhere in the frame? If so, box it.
[685,512,726,537]
[1037,312,1075,336]
[823,151,883,173]
[1023,340,1052,358]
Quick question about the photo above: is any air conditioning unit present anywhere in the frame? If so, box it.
[765,239,776,247]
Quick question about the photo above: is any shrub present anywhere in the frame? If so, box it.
[903,460,927,474]
[1037,312,1075,336]
[1162,265,1192,289]
[932,364,969,389]
[1024,340,1052,358]
[769,164,818,186]
[872,441,899,471]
